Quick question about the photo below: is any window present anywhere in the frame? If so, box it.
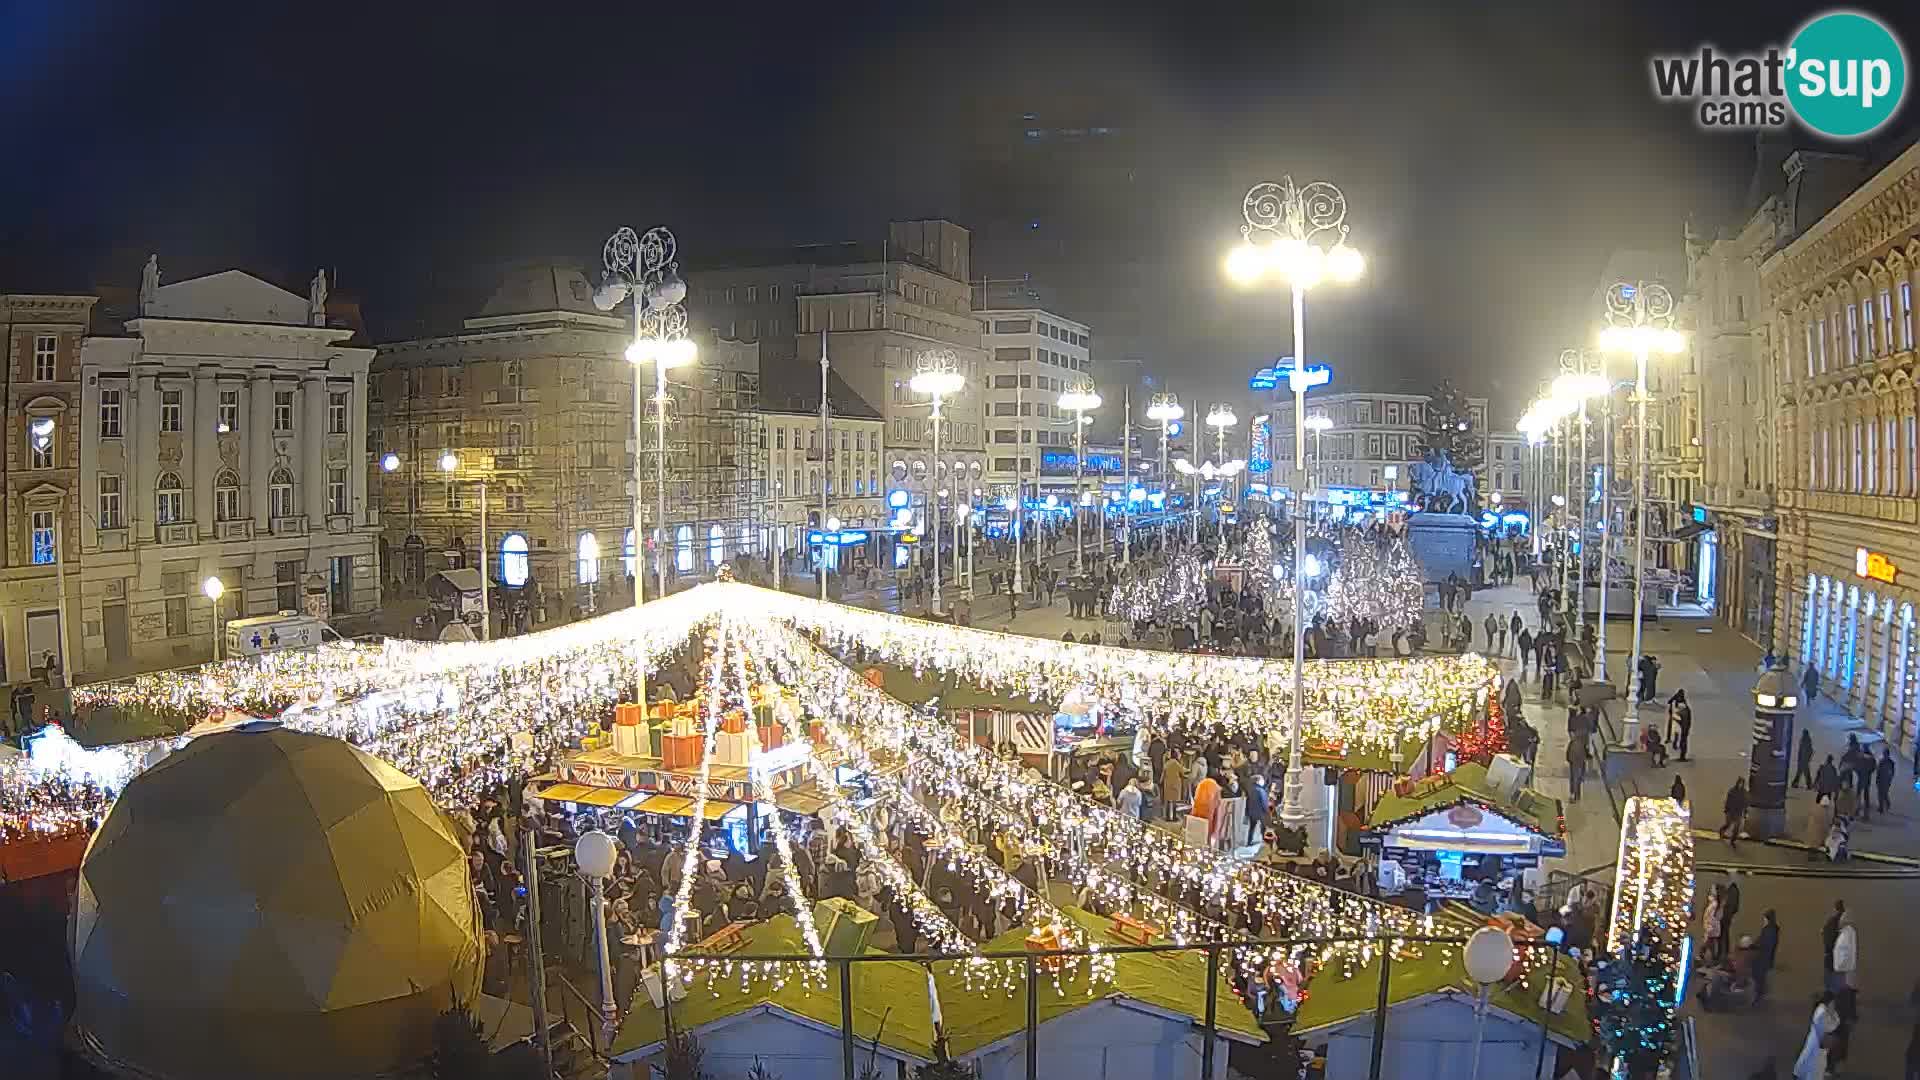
[330,555,353,614]
[1908,416,1917,493]
[27,416,54,469]
[29,510,54,565]
[708,525,725,567]
[32,335,55,381]
[1847,303,1859,363]
[218,390,239,432]
[1903,283,1915,351]
[578,532,600,584]
[1863,299,1877,357]
[276,560,301,611]
[504,422,524,451]
[215,470,241,521]
[1816,318,1828,371]
[165,597,188,638]
[98,475,123,529]
[504,360,523,389]
[676,525,693,572]
[1806,321,1817,377]
[1867,422,1879,492]
[155,472,184,524]
[501,533,531,586]
[99,388,122,438]
[274,391,294,431]
[770,285,781,302]
[269,467,295,519]
[505,488,525,512]
[328,466,348,515]
[1882,289,1896,354]
[328,391,349,434]
[153,387,183,433]
[776,428,785,450]
[623,528,636,578]
[447,482,463,510]
[444,371,462,398]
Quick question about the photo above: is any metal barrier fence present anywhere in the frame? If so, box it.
[595,932,1590,1080]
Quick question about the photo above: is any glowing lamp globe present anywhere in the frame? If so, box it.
[439,452,458,473]
[70,727,482,1080]
[1463,925,1517,984]
[574,830,618,879]
[661,337,698,369]
[1225,243,1267,285]
[380,452,401,473]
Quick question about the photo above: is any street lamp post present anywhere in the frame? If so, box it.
[597,225,696,618]
[1303,415,1333,499]
[440,452,489,640]
[1599,282,1686,720]
[1060,381,1102,575]
[203,576,226,662]
[1594,373,1617,681]
[1551,366,1606,635]
[1147,394,1184,552]
[911,350,965,612]
[1227,176,1364,835]
[573,830,620,1048]
[1205,404,1238,518]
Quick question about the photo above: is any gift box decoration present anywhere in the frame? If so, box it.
[715,730,752,767]
[648,702,674,722]
[862,667,886,689]
[721,710,748,735]
[615,702,644,728]
[808,720,828,749]
[661,733,703,771]
[1024,925,1067,973]
[612,721,645,757]
[670,713,699,738]
[756,721,785,752]
[646,722,666,757]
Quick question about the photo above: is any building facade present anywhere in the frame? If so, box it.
[1765,140,1920,745]
[1270,392,1499,497]
[370,264,764,633]
[978,307,1093,498]
[75,266,380,676]
[1689,195,1787,647]
[0,292,97,680]
[757,374,885,573]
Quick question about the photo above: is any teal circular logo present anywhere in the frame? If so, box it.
[1787,11,1907,138]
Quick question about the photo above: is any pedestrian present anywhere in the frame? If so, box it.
[1878,745,1897,814]
[1160,753,1186,823]
[1821,900,1845,973]
[1851,747,1877,819]
[1701,884,1725,964]
[1483,613,1498,653]
[1517,628,1533,672]
[1815,754,1840,800]
[1793,728,1816,789]
[1752,909,1780,1002]
[1719,778,1748,847]
[1116,775,1143,820]
[1831,911,1858,999]
[1669,773,1687,807]
[1792,991,1840,1080]
[1566,734,1588,803]
[1720,877,1740,947]
[1667,689,1693,761]
[1509,611,1523,657]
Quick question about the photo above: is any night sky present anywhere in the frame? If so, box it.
[3,1,1915,416]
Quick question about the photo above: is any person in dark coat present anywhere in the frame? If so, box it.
[1822,899,1846,973]
[1815,754,1841,800]
[1667,689,1693,761]
[1793,728,1816,789]
[1751,909,1780,1002]
[1719,779,1748,847]
[1877,746,1898,814]
[1852,748,1878,819]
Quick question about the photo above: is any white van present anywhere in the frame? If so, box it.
[225,612,344,657]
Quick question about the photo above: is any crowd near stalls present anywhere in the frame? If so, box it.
[1102,517,1425,659]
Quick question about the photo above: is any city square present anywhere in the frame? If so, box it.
[2,5,1919,1080]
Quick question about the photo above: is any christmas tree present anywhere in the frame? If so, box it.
[1592,932,1679,1078]
[1416,381,1484,509]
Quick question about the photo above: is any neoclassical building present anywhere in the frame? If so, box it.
[1765,142,1920,746]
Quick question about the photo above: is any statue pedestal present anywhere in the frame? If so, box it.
[1406,513,1477,583]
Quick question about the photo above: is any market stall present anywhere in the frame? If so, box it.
[1360,759,1564,910]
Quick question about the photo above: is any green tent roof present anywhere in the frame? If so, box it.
[862,662,1060,714]
[1363,762,1560,837]
[1303,732,1436,774]
[1290,933,1590,1046]
[610,906,1266,1060]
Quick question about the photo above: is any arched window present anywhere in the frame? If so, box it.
[500,532,530,586]
[505,422,524,452]
[269,467,295,519]
[624,527,636,579]
[578,531,600,584]
[155,471,185,525]
[214,469,241,522]
[708,524,725,567]
[675,525,693,573]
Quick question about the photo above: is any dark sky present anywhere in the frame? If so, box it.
[3,0,1914,418]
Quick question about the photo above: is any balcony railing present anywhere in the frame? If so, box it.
[270,514,309,536]
[216,520,254,541]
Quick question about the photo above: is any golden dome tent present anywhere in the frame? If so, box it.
[70,724,483,1080]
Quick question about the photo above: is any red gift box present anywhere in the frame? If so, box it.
[661,733,703,770]
[721,710,748,735]
[757,722,784,751]
[615,702,644,727]
[808,721,828,749]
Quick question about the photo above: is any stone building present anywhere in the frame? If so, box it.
[370,264,764,633]
[978,307,1094,501]
[0,292,96,680]
[1766,140,1920,745]
[75,264,380,675]
[756,373,885,578]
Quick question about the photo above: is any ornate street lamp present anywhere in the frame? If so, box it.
[1059,380,1103,574]
[911,350,965,612]
[1599,282,1686,722]
[1225,176,1364,835]
[1146,394,1184,551]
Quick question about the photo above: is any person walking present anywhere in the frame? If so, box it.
[1792,991,1840,1080]
[1509,611,1523,658]
[1484,613,1499,654]
[1851,746,1877,820]
[1821,900,1845,974]
[1160,753,1186,823]
[1667,689,1693,761]
[1566,734,1588,803]
[1719,779,1748,847]
[1669,773,1687,807]
[1877,745,1897,815]
[1815,755,1840,800]
[1831,913,1859,1073]
[1752,909,1780,1003]
[1517,627,1533,673]
[1701,885,1725,964]
[1793,728,1816,789]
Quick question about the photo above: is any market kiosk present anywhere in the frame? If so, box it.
[1359,759,1564,909]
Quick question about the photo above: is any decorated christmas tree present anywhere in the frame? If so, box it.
[1592,929,1679,1078]
[1415,380,1484,509]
